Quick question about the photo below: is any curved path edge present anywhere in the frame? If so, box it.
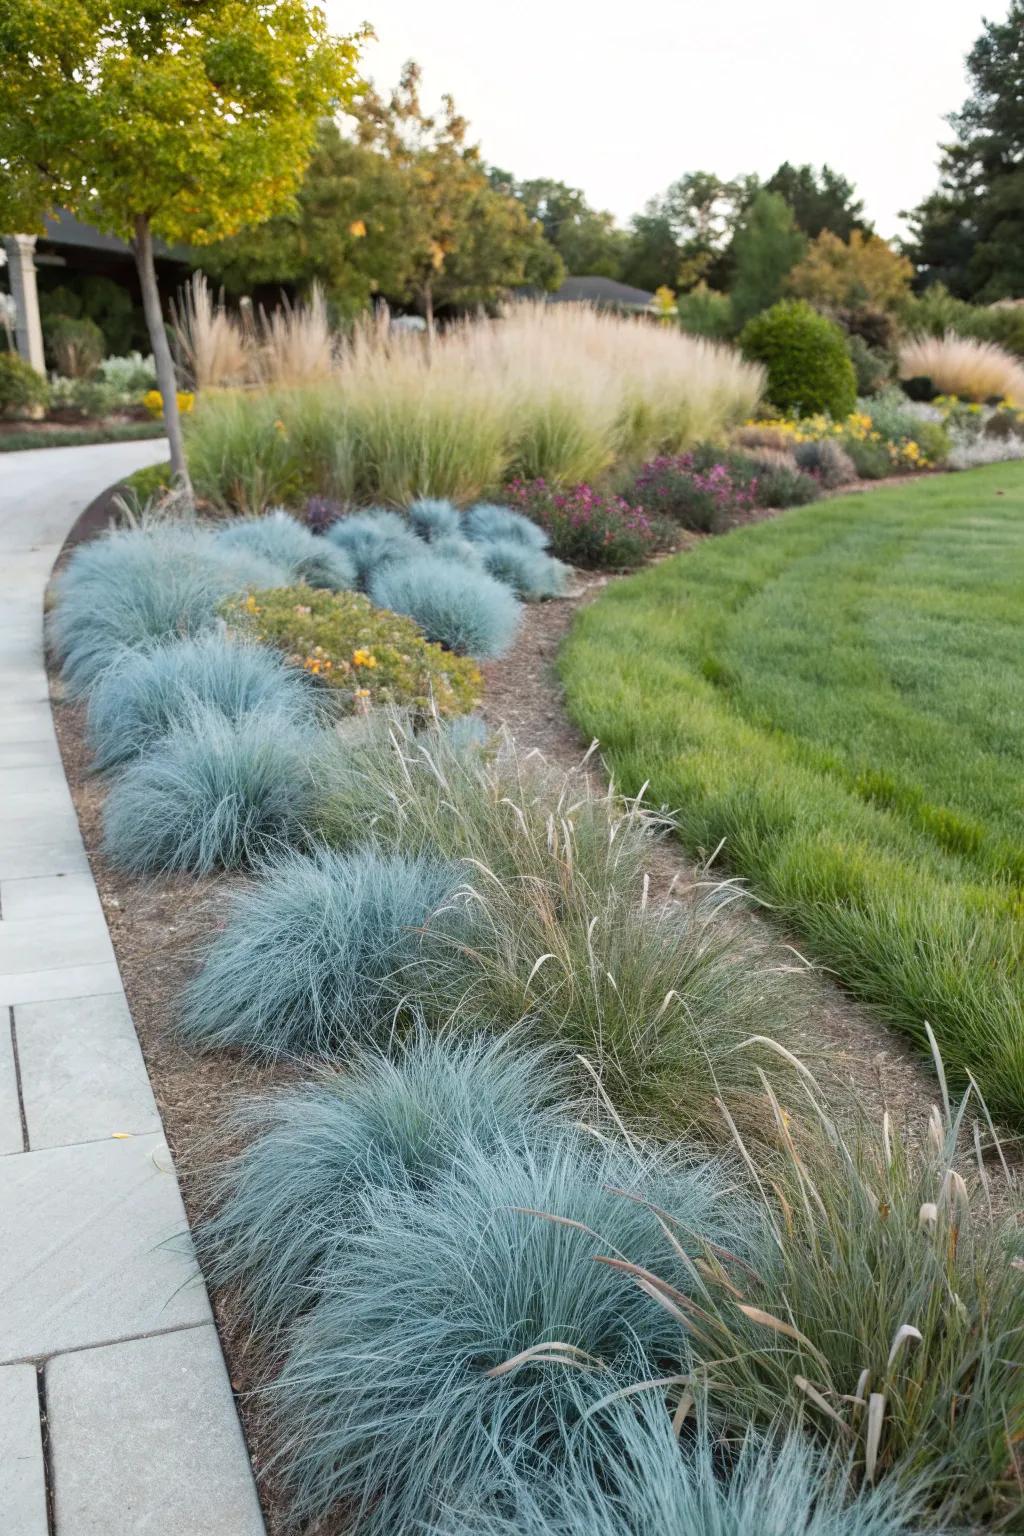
[0,443,264,1534]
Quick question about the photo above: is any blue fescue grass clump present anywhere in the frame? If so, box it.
[102,704,320,875]
[463,501,550,550]
[179,845,465,1057]
[213,510,356,591]
[479,538,569,600]
[268,1127,763,1530]
[50,526,288,695]
[369,557,521,658]
[430,533,485,567]
[85,633,321,774]
[407,497,461,541]
[197,1032,563,1336]
[324,510,421,589]
[424,1419,926,1535]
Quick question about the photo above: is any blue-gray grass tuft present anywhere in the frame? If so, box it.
[369,556,521,658]
[407,497,462,541]
[213,510,356,590]
[85,632,321,774]
[101,703,321,874]
[324,510,421,589]
[463,501,551,550]
[179,844,466,1057]
[479,538,569,600]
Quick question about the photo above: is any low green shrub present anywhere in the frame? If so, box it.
[755,462,822,507]
[844,436,896,479]
[0,421,164,452]
[675,282,735,339]
[47,314,105,379]
[846,333,893,396]
[221,584,482,718]
[741,300,857,418]
[0,352,49,416]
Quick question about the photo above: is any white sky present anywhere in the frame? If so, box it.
[328,0,991,240]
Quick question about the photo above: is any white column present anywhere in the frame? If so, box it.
[3,234,46,374]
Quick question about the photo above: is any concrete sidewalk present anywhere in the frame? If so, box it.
[0,443,264,1534]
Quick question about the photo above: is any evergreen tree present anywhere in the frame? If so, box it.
[906,2,1024,300]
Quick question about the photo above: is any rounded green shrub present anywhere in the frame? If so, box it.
[741,301,857,419]
[0,352,49,416]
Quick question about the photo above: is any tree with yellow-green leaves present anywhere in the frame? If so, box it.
[0,1,365,488]
[789,230,913,314]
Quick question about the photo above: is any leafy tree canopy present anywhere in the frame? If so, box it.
[764,162,869,241]
[491,175,626,279]
[789,230,913,313]
[905,0,1024,300]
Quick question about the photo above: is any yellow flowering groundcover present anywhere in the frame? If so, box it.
[221,585,481,718]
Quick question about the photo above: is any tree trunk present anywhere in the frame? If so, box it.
[423,280,435,352]
[132,213,192,496]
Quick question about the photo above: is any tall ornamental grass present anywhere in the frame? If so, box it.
[899,330,1024,404]
[316,715,807,1135]
[185,305,765,511]
[600,1043,1024,1529]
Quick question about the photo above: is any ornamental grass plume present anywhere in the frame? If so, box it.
[602,1035,1024,1528]
[316,715,808,1136]
[899,330,1024,405]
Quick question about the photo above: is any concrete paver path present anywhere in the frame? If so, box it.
[0,443,264,1533]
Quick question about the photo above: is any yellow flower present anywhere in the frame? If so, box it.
[354,687,371,698]
[352,648,377,668]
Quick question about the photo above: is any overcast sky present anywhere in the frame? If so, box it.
[328,1,993,240]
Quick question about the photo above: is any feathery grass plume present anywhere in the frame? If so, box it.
[49,525,288,695]
[179,844,465,1057]
[197,1031,565,1336]
[479,538,569,600]
[407,497,462,541]
[85,632,322,774]
[369,557,522,658]
[324,510,422,589]
[463,500,551,550]
[899,330,1024,405]
[316,715,806,1136]
[612,1053,1024,1528]
[256,284,334,386]
[213,511,355,591]
[171,272,248,390]
[102,704,322,875]
[421,1415,929,1535]
[268,1125,764,1530]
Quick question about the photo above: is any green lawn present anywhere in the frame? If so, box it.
[561,464,1024,1122]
